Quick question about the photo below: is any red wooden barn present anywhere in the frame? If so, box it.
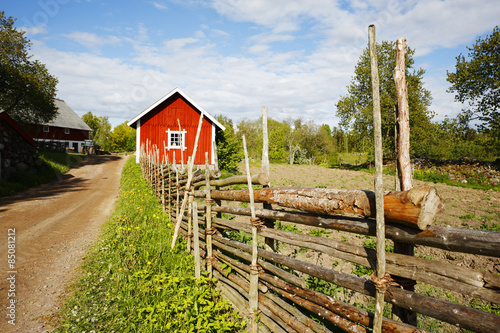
[29,99,91,152]
[128,88,225,165]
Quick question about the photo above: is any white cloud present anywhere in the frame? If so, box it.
[63,31,122,53]
[23,0,500,130]
[20,25,47,35]
[151,1,168,10]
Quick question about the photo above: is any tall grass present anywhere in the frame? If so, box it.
[53,157,245,332]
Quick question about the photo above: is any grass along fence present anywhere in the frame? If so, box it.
[140,142,500,333]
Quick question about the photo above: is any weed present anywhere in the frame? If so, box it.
[308,228,332,237]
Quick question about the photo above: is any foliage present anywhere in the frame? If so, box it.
[82,112,99,140]
[82,112,112,151]
[0,151,85,197]
[216,115,243,173]
[447,26,500,151]
[335,41,434,157]
[110,121,136,152]
[0,12,58,127]
[54,158,245,332]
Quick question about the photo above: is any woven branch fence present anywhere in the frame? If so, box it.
[139,143,500,333]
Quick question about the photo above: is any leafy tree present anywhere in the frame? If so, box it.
[0,12,58,126]
[267,118,287,162]
[216,115,243,173]
[236,118,261,161]
[447,26,500,149]
[95,116,112,151]
[335,41,433,157]
[82,112,99,140]
[110,122,136,152]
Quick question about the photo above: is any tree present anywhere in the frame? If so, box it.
[0,12,58,126]
[335,41,433,157]
[216,115,243,173]
[94,116,112,152]
[110,122,136,152]
[447,26,500,148]
[82,112,99,140]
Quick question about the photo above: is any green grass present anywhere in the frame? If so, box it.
[0,151,86,197]
[53,157,245,332]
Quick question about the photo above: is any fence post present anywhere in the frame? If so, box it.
[393,36,417,325]
[161,161,165,212]
[243,135,259,333]
[205,153,214,279]
[369,24,386,333]
[187,156,193,253]
[261,106,275,252]
[193,201,201,279]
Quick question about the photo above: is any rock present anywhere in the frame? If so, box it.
[461,179,468,184]
[16,162,29,171]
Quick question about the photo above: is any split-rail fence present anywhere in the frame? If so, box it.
[138,142,500,333]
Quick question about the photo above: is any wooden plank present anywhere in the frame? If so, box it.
[212,234,500,333]
[212,205,500,258]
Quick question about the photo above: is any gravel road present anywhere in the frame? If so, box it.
[0,154,127,332]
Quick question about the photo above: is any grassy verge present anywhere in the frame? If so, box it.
[0,151,86,197]
[52,157,245,332]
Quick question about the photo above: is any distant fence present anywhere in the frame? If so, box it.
[139,143,500,333]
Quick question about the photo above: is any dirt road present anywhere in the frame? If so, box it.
[0,155,127,332]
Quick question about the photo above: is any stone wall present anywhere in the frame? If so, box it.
[0,120,41,180]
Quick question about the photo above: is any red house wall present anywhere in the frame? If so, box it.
[30,125,89,142]
[140,94,214,165]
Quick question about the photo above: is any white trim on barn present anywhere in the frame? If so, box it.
[127,87,225,131]
[135,119,141,163]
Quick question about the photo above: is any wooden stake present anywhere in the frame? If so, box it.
[393,36,417,325]
[178,118,184,168]
[187,157,193,252]
[193,201,201,279]
[369,24,385,333]
[205,152,214,278]
[261,106,275,252]
[171,112,205,249]
[244,135,259,333]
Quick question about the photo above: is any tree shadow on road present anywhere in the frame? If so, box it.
[0,174,89,209]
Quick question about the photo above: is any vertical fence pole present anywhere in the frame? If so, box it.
[171,112,204,249]
[187,156,193,253]
[243,135,259,333]
[393,36,417,325]
[161,162,165,212]
[261,106,275,252]
[205,152,214,278]
[369,24,386,333]
[193,201,201,279]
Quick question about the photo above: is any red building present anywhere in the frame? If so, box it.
[29,99,91,152]
[128,88,225,165]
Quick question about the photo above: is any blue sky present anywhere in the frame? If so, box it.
[3,0,499,129]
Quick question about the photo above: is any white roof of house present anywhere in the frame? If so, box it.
[127,87,225,131]
[43,99,91,131]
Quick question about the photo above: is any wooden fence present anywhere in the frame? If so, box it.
[139,143,500,333]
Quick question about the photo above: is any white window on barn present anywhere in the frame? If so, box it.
[43,126,49,132]
[65,128,70,134]
[166,129,186,150]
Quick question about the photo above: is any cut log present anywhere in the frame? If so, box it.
[206,186,443,230]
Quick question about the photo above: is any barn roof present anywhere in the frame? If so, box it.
[0,111,36,146]
[41,99,91,131]
[127,87,226,131]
